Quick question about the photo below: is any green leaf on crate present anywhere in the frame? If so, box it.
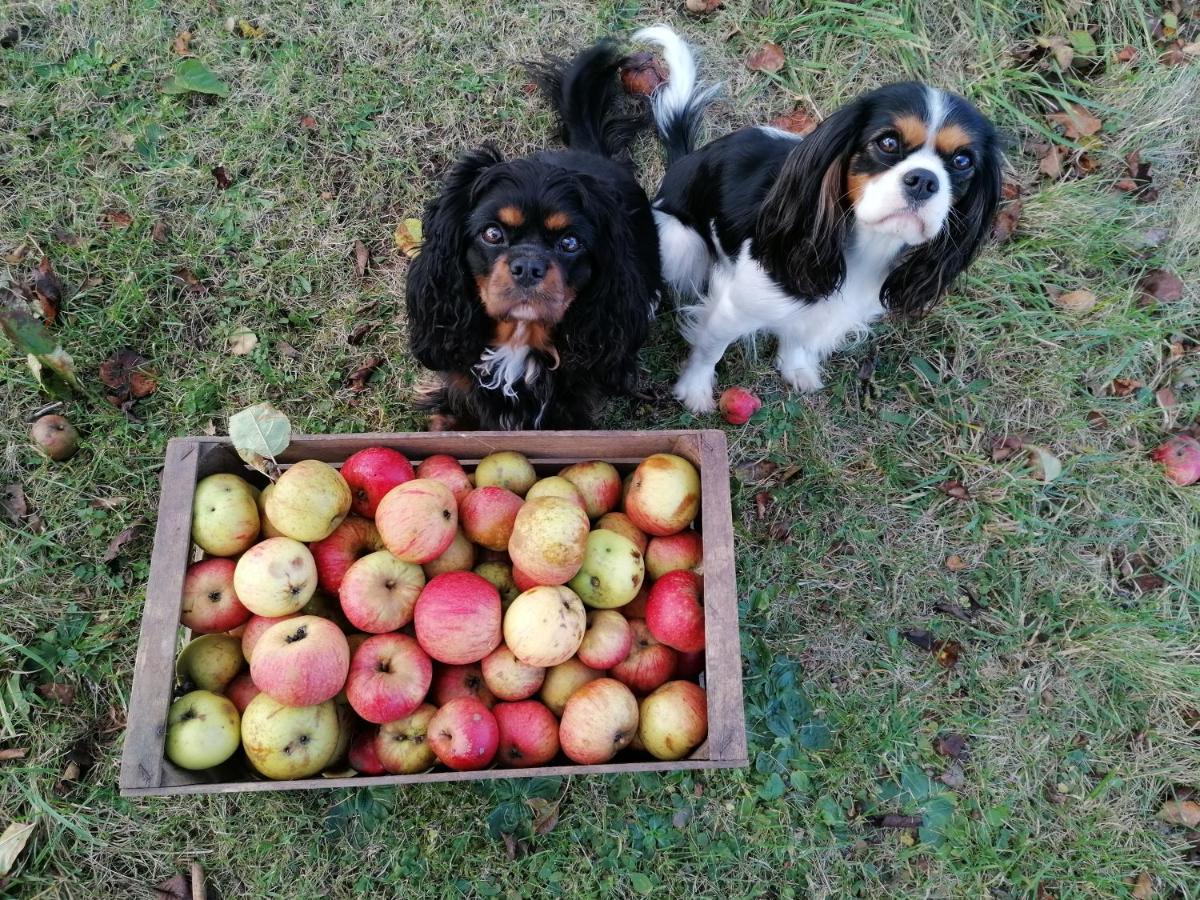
[0,304,80,398]
[228,402,291,476]
[162,58,229,96]
[758,772,786,801]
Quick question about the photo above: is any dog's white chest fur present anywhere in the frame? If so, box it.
[474,326,541,399]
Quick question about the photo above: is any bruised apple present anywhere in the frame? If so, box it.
[508,497,589,585]
[568,529,644,609]
[644,530,703,580]
[265,459,352,542]
[638,681,708,760]
[595,512,648,555]
[341,447,415,518]
[191,473,260,557]
[624,453,701,536]
[540,657,603,716]
[375,478,458,564]
[415,454,472,503]
[474,451,537,497]
[577,609,633,669]
[559,460,622,519]
[494,700,560,768]
[413,572,502,664]
[559,678,639,764]
[310,516,383,595]
[233,537,317,617]
[459,487,524,552]
[427,697,499,771]
[376,704,438,774]
[503,585,586,667]
[180,558,250,633]
[241,694,340,779]
[339,550,424,633]
[481,645,545,701]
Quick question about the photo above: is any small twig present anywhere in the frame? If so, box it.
[190,862,206,900]
[26,400,63,422]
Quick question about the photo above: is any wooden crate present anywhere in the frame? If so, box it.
[119,430,747,797]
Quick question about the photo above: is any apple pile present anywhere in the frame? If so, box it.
[165,448,711,779]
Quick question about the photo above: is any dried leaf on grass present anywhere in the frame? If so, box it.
[99,349,157,405]
[353,240,369,277]
[992,196,1023,242]
[0,822,36,879]
[212,166,233,190]
[937,480,971,501]
[1052,288,1098,313]
[150,220,171,243]
[945,554,968,572]
[991,434,1027,462]
[102,519,145,564]
[1139,269,1184,303]
[33,257,63,325]
[1158,799,1200,827]
[528,797,560,835]
[1114,151,1158,202]
[0,305,80,398]
[934,733,969,760]
[172,31,192,57]
[0,749,27,762]
[746,42,786,73]
[1026,445,1063,482]
[768,107,817,135]
[227,329,258,356]
[1046,103,1102,140]
[685,0,723,13]
[394,219,423,258]
[36,683,75,705]
[152,874,189,900]
[346,356,384,393]
[620,52,668,97]
[347,322,376,346]
[1130,872,1153,900]
[100,209,133,228]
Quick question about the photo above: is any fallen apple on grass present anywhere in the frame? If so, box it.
[1151,434,1200,486]
[233,537,318,617]
[241,693,341,779]
[340,447,415,518]
[494,700,560,768]
[718,386,762,425]
[191,473,260,557]
[559,678,639,764]
[165,690,241,770]
[638,680,708,760]
[31,414,79,461]
[375,478,458,564]
[250,615,349,707]
[427,697,499,771]
[414,572,502,664]
[376,703,438,774]
[345,633,433,724]
[264,459,352,542]
[338,549,424,633]
[180,558,250,634]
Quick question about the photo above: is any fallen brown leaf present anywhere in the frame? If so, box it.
[172,31,192,56]
[347,321,376,346]
[1086,410,1108,429]
[1,483,29,525]
[36,683,76,705]
[1112,548,1165,593]
[393,219,423,258]
[101,209,133,228]
[277,340,300,359]
[768,107,817,136]
[102,519,145,564]
[938,760,966,789]
[172,268,209,294]
[945,554,968,572]
[735,459,778,482]
[0,748,27,761]
[1108,376,1143,397]
[1053,288,1098,312]
[99,349,158,405]
[901,629,936,651]
[992,197,1023,242]
[1115,45,1138,64]
[934,733,969,760]
[754,491,772,520]
[746,42,786,73]
[90,496,130,510]
[991,433,1027,462]
[353,240,369,277]
[528,797,560,835]
[153,874,189,900]
[1139,269,1184,303]
[870,814,923,829]
[685,0,723,13]
[1130,872,1153,900]
[1046,103,1102,140]
[620,51,668,96]
[3,242,29,264]
[768,521,791,541]
[212,166,233,190]
[346,356,384,393]
[150,220,170,243]
[33,256,63,325]
[1035,142,1065,179]
[1158,799,1200,827]
[937,480,971,501]
[1115,151,1158,202]
[299,114,318,129]
[53,228,81,247]
[935,639,962,668]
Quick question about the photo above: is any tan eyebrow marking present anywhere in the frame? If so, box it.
[935,124,972,155]
[894,115,927,150]
[543,211,570,231]
[497,206,524,227]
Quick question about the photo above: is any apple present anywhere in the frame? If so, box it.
[503,585,587,667]
[265,459,352,542]
[241,613,298,662]
[224,671,260,713]
[416,454,472,503]
[241,694,340,779]
[645,570,705,653]
[348,726,387,776]
[645,530,703,580]
[595,512,648,554]
[568,529,645,609]
[494,700,560,768]
[577,610,633,669]
[310,516,383,594]
[610,620,677,693]
[511,562,539,593]
[474,561,521,607]
[328,700,354,769]
[624,454,701,536]
[525,476,587,513]
[180,558,250,633]
[31,414,79,461]
[165,690,240,770]
[345,633,433,724]
[191,473,260,557]
[1151,434,1200,486]
[250,615,350,707]
[423,528,476,578]
[559,460,622,519]
[432,663,496,708]
[481,645,545,701]
[718,386,762,425]
[507,497,589,585]
[558,678,639,764]
[375,478,458,564]
[638,681,708,760]
[474,450,537,497]
[459,486,524,551]
[341,447,415,518]
[339,550,425,633]
[427,697,499,771]
[233,537,318,617]
[621,584,651,620]
[255,484,286,539]
[413,572,502,664]
[676,649,706,679]
[539,657,603,716]
[376,703,438,774]
[176,633,244,693]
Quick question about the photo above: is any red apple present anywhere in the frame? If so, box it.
[645,570,705,653]
[376,703,438,774]
[540,657,603,716]
[558,678,639,764]
[338,549,425,633]
[494,700,560,768]
[224,671,260,713]
[413,572,502,664]
[180,558,250,633]
[481,645,545,701]
[341,447,415,518]
[508,497,589,585]
[637,680,708,760]
[459,486,524,551]
[416,454,472,503]
[624,454,701,536]
[595,512,648,555]
[718,386,762,425]
[559,460,622,519]
[577,609,633,670]
[1151,434,1200,486]
[644,530,703,580]
[676,649,706,679]
[345,633,433,724]
[511,562,539,592]
[240,613,299,662]
[250,615,350,707]
[375,478,458,564]
[427,697,499,771]
[432,663,496,708]
[310,516,383,594]
[348,726,387,775]
[422,528,476,578]
[610,620,677,693]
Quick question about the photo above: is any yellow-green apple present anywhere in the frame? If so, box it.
[348,726,386,775]
[255,483,285,539]
[595,512,648,554]
[177,633,244,692]
[432,663,496,708]
[578,610,633,670]
[310,516,383,594]
[427,697,499,771]
[180,558,250,633]
[345,633,432,724]
[459,486,524,551]
[265,459,352,542]
[610,620,677,693]
[645,570,705,653]
[637,680,708,760]
[30,414,79,461]
[341,447,415,518]
[474,561,520,607]
[191,473,260,556]
[511,562,539,592]
[559,460,622,519]
[539,657,603,716]
[165,690,241,770]
[474,450,537,497]
[568,529,645,609]
[645,530,703,580]
[339,550,424,633]
[624,454,701,536]
[376,703,438,774]
[250,615,350,706]
[415,454,472,503]
[413,572,502,664]
[481,645,545,701]
[676,649,706,679]
[241,613,299,662]
[494,700,559,768]
[375,478,458,564]
[224,671,261,713]
[621,584,650,620]
[507,497,589,585]
[558,678,639,764]
[233,537,317,616]
[241,694,340,779]
[422,528,476,578]
[503,585,586,667]
[525,476,587,513]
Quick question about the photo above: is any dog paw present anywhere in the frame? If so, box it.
[781,367,824,393]
[673,374,717,414]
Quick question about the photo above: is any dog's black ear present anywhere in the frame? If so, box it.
[406,145,503,372]
[881,142,1002,315]
[754,102,865,299]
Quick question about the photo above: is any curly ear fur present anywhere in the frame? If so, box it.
[405,144,504,372]
[881,141,1002,315]
[754,101,866,299]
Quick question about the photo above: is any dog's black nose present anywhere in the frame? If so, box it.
[509,255,548,287]
[902,168,939,202]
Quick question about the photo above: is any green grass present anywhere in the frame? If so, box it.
[2,0,1198,896]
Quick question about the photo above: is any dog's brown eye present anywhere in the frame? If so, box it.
[481,226,505,245]
[876,133,901,154]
